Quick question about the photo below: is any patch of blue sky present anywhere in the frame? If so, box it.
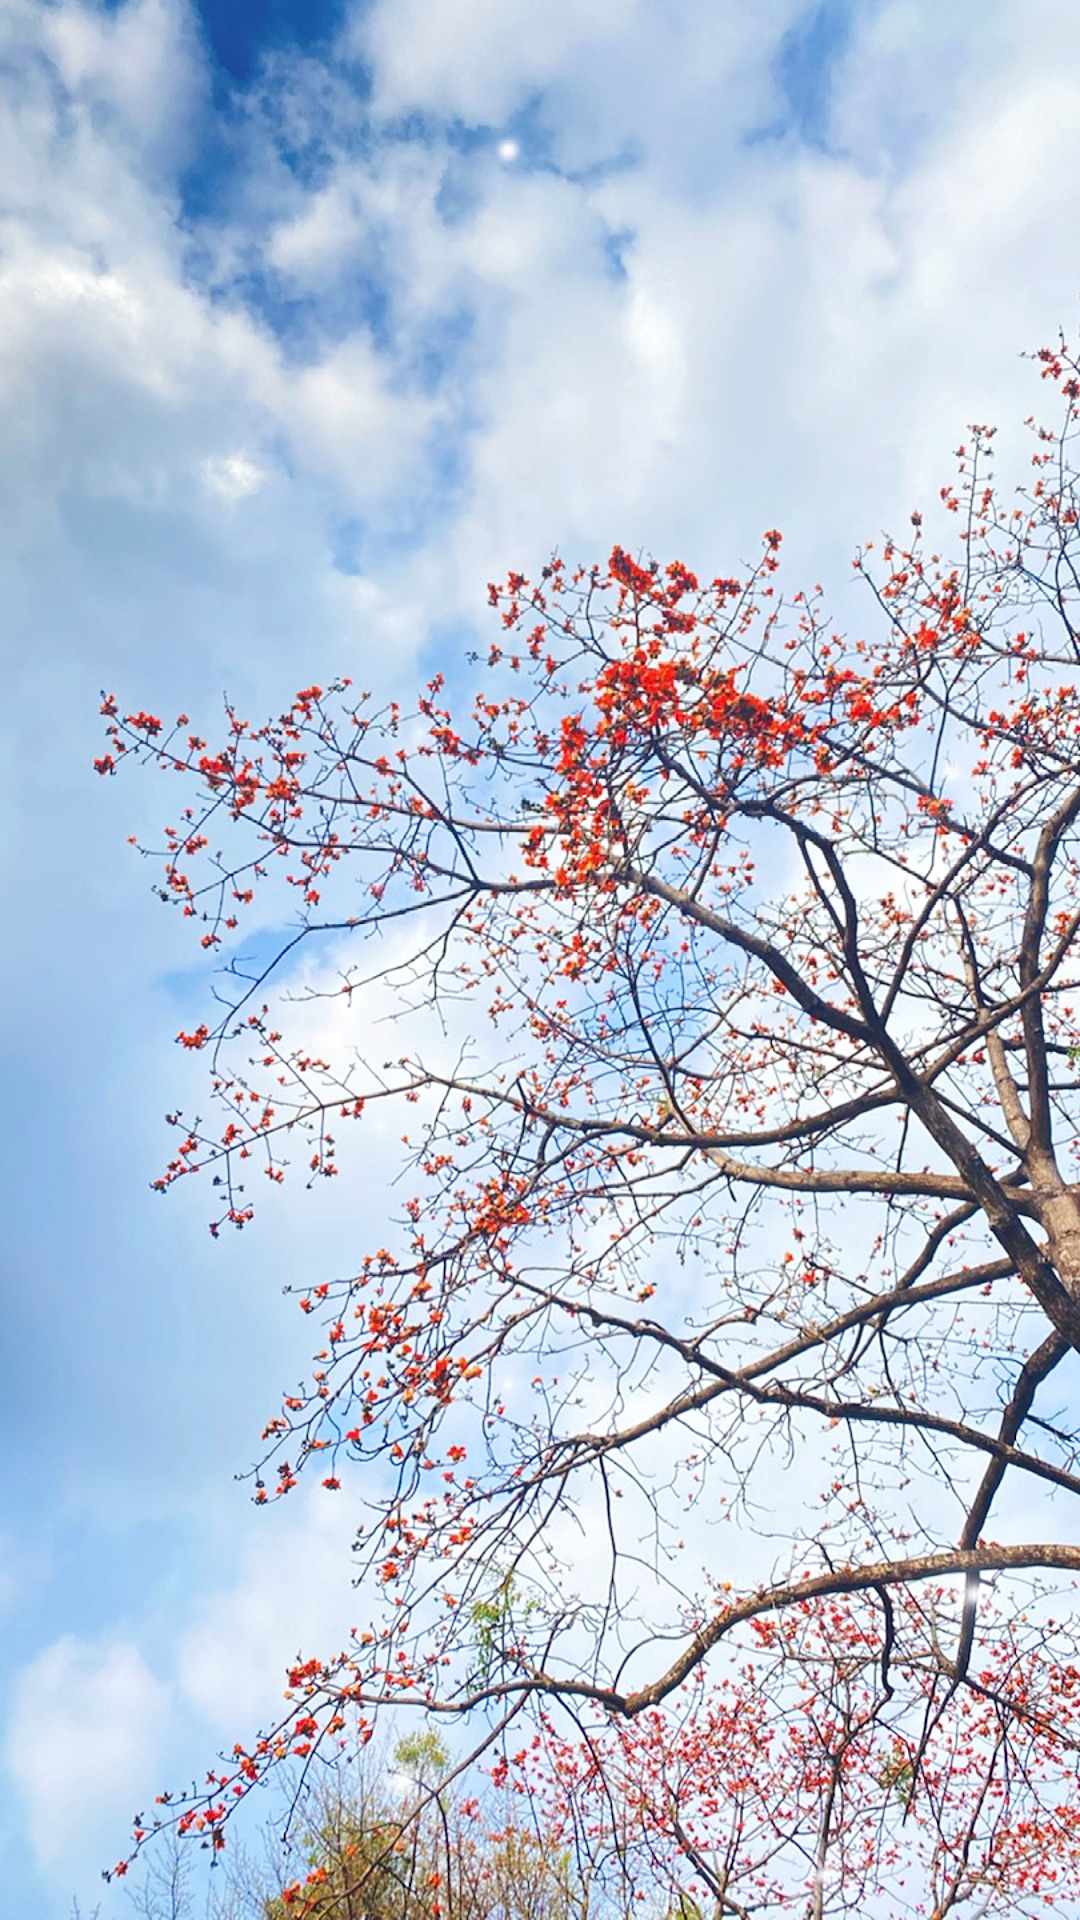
[222,253,395,363]
[175,65,635,382]
[602,226,635,283]
[749,0,859,151]
[421,616,490,689]
[433,152,486,229]
[179,126,343,240]
[179,153,404,369]
[250,50,373,177]
[174,112,250,226]
[194,0,351,88]
[178,42,372,226]
[483,90,643,191]
[4,1513,202,1658]
[394,107,497,158]
[368,427,477,563]
[159,919,348,1016]
[481,91,558,171]
[331,515,366,577]
[407,301,479,400]
[373,114,535,232]
[345,117,635,283]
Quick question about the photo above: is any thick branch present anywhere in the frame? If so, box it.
[1019,783,1080,1155]
[631,868,873,1046]
[531,1544,1080,1716]
[951,1328,1070,1686]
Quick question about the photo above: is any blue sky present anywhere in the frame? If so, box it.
[196,0,348,83]
[4,0,1080,1913]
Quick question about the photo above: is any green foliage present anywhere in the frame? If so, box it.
[468,1576,539,1685]
[468,1575,517,1683]
[877,1747,916,1813]
[392,1729,450,1789]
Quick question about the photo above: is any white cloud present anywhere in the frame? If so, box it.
[201,452,269,502]
[175,1490,361,1734]
[358,0,637,123]
[342,0,1080,619]
[356,0,799,158]
[6,1636,169,1878]
[41,0,205,169]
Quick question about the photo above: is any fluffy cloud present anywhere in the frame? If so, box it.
[6,1636,169,1880]
[200,450,269,501]
[175,1488,362,1734]
[356,0,796,151]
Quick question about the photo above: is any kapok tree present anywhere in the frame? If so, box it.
[101,340,1080,1916]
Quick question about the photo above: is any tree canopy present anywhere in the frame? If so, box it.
[102,339,1080,1916]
